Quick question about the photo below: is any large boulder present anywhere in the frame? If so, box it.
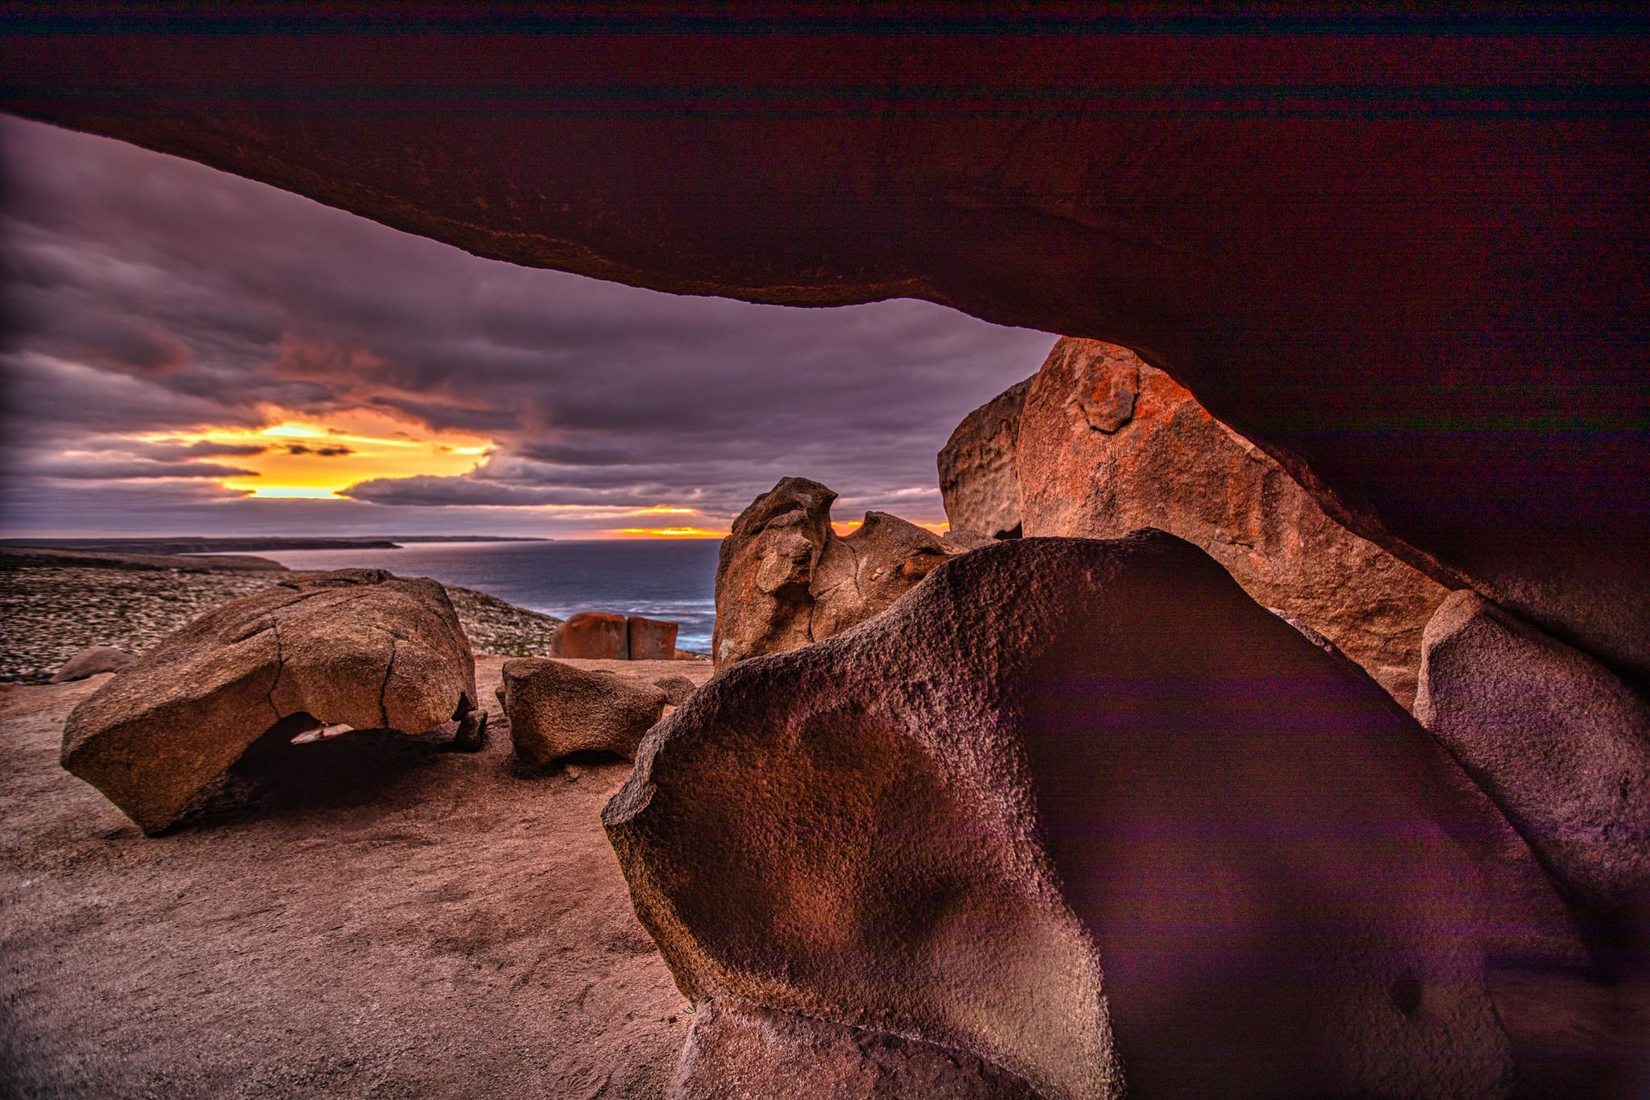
[49,646,137,683]
[1016,338,1452,707]
[497,657,667,766]
[608,533,1511,1099]
[712,478,964,667]
[670,997,1039,1100]
[938,376,1032,542]
[551,611,630,660]
[61,570,478,834]
[1416,591,1650,912]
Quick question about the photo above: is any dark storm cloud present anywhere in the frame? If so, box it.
[284,444,354,457]
[0,114,1055,537]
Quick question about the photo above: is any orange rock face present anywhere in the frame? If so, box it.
[626,616,679,662]
[1015,339,1451,707]
[711,478,967,667]
[550,611,630,661]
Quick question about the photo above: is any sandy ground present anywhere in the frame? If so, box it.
[0,655,712,1099]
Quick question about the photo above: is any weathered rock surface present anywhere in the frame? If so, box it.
[712,478,964,667]
[11,21,1645,685]
[609,533,1511,1099]
[48,646,136,684]
[1416,591,1650,912]
[652,676,698,707]
[938,376,1032,542]
[670,998,1040,1100]
[1016,338,1453,707]
[627,616,679,661]
[551,611,631,660]
[498,657,667,766]
[60,570,478,834]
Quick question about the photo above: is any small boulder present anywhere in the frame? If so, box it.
[1416,590,1650,911]
[49,646,137,683]
[653,675,698,707]
[671,998,1040,1100]
[498,657,667,766]
[712,478,966,667]
[61,570,478,834]
[551,610,631,660]
[938,376,1032,542]
[628,616,679,660]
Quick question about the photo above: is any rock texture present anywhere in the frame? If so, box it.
[60,570,478,834]
[670,998,1040,1100]
[1017,338,1452,707]
[497,657,667,766]
[609,533,1511,1099]
[551,611,632,660]
[48,646,136,683]
[938,377,1032,541]
[1416,591,1650,912]
[627,617,679,661]
[712,478,964,667]
[652,676,698,707]
[8,19,1643,684]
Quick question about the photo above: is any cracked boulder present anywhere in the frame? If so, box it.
[1016,338,1452,708]
[609,533,1513,1099]
[1416,591,1650,912]
[938,375,1032,542]
[712,477,966,667]
[497,657,667,766]
[60,570,478,834]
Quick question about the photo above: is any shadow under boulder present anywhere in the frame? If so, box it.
[60,569,480,834]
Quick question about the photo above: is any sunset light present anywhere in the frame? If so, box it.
[134,406,494,500]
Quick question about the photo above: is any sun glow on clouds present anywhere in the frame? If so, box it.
[138,406,493,499]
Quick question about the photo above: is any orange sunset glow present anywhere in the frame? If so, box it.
[133,407,494,499]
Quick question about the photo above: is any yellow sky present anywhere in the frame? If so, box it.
[138,406,492,498]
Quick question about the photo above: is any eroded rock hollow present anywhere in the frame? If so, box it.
[609,533,1515,1099]
[61,570,478,833]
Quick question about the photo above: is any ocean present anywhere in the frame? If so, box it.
[258,539,722,654]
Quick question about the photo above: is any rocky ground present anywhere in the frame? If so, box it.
[0,563,563,684]
[0,655,715,1099]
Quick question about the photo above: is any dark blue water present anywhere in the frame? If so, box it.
[258,540,721,653]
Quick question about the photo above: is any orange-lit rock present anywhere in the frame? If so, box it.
[551,611,630,661]
[712,479,966,667]
[61,570,478,833]
[626,616,679,662]
[497,657,666,766]
[1015,338,1452,707]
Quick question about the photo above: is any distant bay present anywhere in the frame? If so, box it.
[258,539,722,654]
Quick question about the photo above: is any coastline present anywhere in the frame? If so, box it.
[0,558,565,684]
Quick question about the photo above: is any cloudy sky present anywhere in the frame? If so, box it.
[0,114,1053,540]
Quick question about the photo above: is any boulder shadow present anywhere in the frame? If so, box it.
[169,711,465,831]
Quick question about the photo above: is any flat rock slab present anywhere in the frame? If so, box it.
[0,657,694,1098]
[608,533,1515,1099]
[61,570,477,834]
